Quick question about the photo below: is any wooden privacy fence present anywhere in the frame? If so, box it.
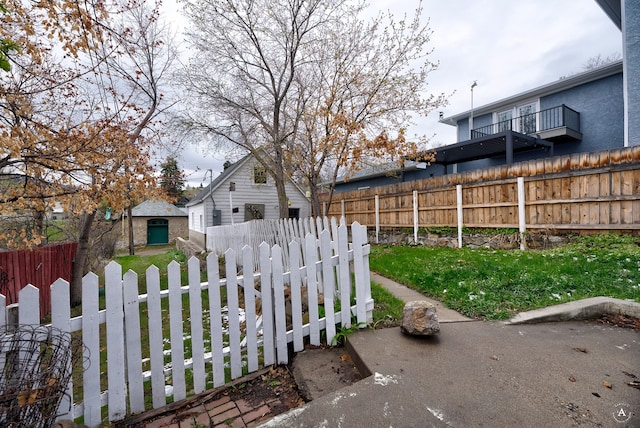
[326,147,640,244]
[0,242,77,318]
[0,221,372,427]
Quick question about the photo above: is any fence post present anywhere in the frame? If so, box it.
[456,184,463,248]
[375,194,380,244]
[341,199,345,219]
[518,177,526,250]
[413,190,419,243]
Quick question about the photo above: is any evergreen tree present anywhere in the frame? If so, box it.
[159,157,185,199]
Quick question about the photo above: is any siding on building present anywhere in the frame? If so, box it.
[186,153,310,242]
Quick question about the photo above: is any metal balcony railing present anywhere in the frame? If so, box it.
[471,105,580,139]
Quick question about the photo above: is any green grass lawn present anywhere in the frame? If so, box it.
[369,233,640,320]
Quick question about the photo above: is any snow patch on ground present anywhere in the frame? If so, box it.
[373,372,399,386]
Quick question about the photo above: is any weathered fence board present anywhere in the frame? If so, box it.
[326,147,640,234]
[0,242,77,318]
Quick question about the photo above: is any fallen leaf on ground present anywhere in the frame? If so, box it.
[603,381,612,389]
[490,355,499,361]
[622,371,636,378]
[340,354,351,362]
[572,347,588,353]
[568,375,576,382]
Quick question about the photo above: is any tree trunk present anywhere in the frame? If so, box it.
[308,179,322,217]
[276,178,289,218]
[127,205,135,255]
[70,211,96,306]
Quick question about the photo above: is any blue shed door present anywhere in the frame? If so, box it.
[147,218,169,245]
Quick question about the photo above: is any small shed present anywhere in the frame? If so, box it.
[124,199,188,247]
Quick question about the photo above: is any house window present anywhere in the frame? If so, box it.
[191,212,195,228]
[495,110,512,132]
[254,165,267,184]
[517,102,537,134]
[199,214,203,231]
[244,203,265,221]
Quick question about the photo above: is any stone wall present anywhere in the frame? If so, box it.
[176,237,204,258]
[371,230,569,250]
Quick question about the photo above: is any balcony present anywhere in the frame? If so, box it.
[471,104,582,143]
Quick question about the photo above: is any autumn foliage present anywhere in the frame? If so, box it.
[0,0,160,248]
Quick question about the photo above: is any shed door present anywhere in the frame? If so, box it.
[147,218,169,245]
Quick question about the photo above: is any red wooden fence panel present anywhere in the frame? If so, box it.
[0,242,77,319]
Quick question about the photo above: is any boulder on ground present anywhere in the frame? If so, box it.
[401,300,440,336]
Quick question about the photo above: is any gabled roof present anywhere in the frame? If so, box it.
[132,199,187,217]
[186,153,252,207]
[440,60,623,126]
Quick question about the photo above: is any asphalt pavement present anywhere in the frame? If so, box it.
[258,274,640,428]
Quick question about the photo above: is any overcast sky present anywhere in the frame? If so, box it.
[164,0,621,187]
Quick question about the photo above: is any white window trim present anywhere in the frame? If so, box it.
[493,99,540,134]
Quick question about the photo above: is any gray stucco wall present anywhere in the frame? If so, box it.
[452,72,624,172]
[541,73,624,155]
[624,0,640,146]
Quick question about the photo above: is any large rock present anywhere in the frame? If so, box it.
[401,300,440,336]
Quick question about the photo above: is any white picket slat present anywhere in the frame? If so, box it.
[259,243,275,367]
[145,265,166,408]
[51,279,72,421]
[272,245,288,364]
[242,246,259,373]
[320,230,337,345]
[105,261,127,421]
[19,284,39,324]
[224,248,242,379]
[123,270,144,414]
[167,261,186,401]
[360,224,373,322]
[188,257,206,394]
[351,223,368,327]
[337,223,352,328]
[82,273,101,426]
[305,234,321,346]
[206,253,225,388]
[331,217,339,254]
[289,241,304,352]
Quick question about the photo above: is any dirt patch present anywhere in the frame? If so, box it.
[597,313,640,330]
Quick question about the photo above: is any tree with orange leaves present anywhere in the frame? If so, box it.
[0,0,173,304]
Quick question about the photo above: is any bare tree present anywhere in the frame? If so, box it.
[68,0,177,303]
[179,0,352,217]
[293,2,448,214]
[560,52,622,79]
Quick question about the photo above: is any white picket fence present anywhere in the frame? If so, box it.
[207,216,346,270]
[0,221,373,427]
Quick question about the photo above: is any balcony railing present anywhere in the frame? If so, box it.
[471,105,580,140]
